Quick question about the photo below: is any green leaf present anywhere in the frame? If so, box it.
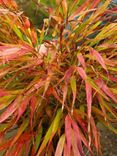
[35,127,43,152]
[37,109,62,156]
[13,25,23,40]
[70,76,76,113]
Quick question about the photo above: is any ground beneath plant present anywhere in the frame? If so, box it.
[99,124,117,156]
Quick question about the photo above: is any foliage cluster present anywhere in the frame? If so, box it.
[0,0,117,155]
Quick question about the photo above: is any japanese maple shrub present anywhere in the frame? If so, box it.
[0,0,117,156]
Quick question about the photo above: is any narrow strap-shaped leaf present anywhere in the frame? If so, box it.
[10,118,29,146]
[65,115,72,156]
[90,47,107,71]
[77,53,86,69]
[70,76,76,114]
[71,119,85,156]
[55,134,65,156]
[85,82,92,119]
[37,109,62,156]
[76,67,87,80]
[96,79,117,103]
[0,96,21,123]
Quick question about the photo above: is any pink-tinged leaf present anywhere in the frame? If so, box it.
[77,53,86,69]
[90,47,107,71]
[85,83,92,146]
[71,129,81,156]
[16,97,30,122]
[55,134,65,156]
[71,120,85,156]
[96,79,117,103]
[0,45,31,62]
[64,66,75,84]
[26,80,44,95]
[104,58,117,67]
[76,67,87,80]
[0,96,21,123]
[0,46,20,55]
[63,143,69,156]
[0,88,8,97]
[85,82,92,119]
[65,115,72,156]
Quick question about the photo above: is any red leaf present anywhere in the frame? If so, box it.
[90,47,107,71]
